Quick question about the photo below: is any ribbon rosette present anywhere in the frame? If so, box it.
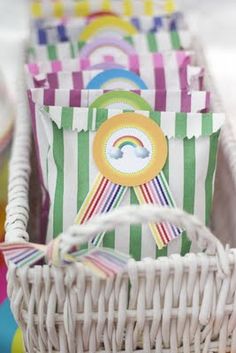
[75,112,182,248]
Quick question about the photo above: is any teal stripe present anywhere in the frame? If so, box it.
[78,41,85,50]
[205,133,219,225]
[103,230,115,249]
[130,190,142,261]
[87,109,94,130]
[175,113,187,137]
[156,141,169,258]
[29,47,35,60]
[181,137,195,255]
[202,114,213,136]
[52,123,64,237]
[70,42,76,58]
[125,36,134,45]
[61,107,73,129]
[48,45,57,60]
[170,31,181,49]
[150,111,161,126]
[77,132,90,250]
[147,33,158,53]
[95,109,108,129]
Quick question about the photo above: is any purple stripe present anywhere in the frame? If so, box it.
[101,183,121,213]
[181,91,191,112]
[47,73,59,89]
[155,90,166,110]
[92,251,127,266]
[151,178,179,237]
[12,249,38,264]
[72,72,83,89]
[205,91,211,112]
[128,54,140,74]
[43,89,55,106]
[69,89,81,107]
[80,57,90,70]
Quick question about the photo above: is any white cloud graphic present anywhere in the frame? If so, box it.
[109,147,123,159]
[135,147,150,159]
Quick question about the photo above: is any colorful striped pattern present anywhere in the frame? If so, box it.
[29,88,211,113]
[29,31,191,62]
[75,174,127,246]
[44,107,224,138]
[134,172,182,249]
[25,51,192,76]
[32,13,184,45]
[27,65,203,92]
[30,0,176,19]
[0,243,46,268]
[0,241,130,278]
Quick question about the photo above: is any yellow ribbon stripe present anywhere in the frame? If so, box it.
[74,1,90,17]
[124,0,133,16]
[53,1,64,18]
[102,0,112,11]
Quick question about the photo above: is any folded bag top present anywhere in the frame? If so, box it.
[32,13,185,45]
[28,30,191,62]
[25,50,193,76]
[36,105,224,260]
[27,66,204,91]
[30,0,176,19]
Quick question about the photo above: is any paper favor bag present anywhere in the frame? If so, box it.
[26,51,194,76]
[26,66,204,91]
[28,30,191,62]
[35,106,224,259]
[30,88,210,112]
[32,13,185,45]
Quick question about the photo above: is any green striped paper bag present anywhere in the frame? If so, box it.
[37,106,224,260]
[29,31,191,62]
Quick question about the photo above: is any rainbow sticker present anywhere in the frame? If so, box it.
[90,91,152,110]
[93,113,167,187]
[79,16,137,41]
[86,69,148,90]
[80,37,136,61]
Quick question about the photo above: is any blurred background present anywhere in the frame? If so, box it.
[0,0,236,113]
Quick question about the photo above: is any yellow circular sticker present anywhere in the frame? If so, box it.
[79,16,137,41]
[93,113,167,187]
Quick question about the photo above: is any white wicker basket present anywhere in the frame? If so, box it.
[5,42,236,353]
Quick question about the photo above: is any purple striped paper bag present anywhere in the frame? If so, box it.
[31,13,185,45]
[26,66,204,91]
[25,51,194,77]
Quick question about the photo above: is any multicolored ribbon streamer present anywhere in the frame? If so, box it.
[75,173,181,249]
[0,240,130,278]
[134,172,182,248]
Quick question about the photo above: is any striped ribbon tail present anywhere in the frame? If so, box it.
[75,174,127,246]
[67,248,130,278]
[0,242,130,277]
[0,243,46,268]
[133,172,182,249]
